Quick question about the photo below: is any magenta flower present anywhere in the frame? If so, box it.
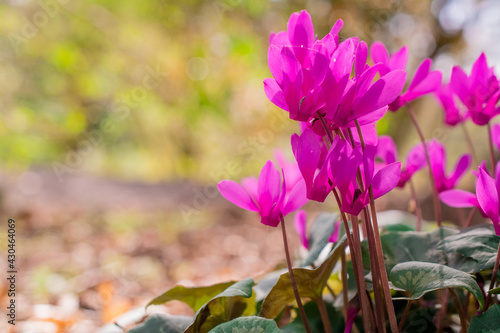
[293,210,341,250]
[426,140,471,193]
[370,42,408,76]
[440,162,500,235]
[322,50,407,129]
[264,10,342,121]
[330,139,401,216]
[449,53,500,125]
[389,58,442,111]
[434,83,469,126]
[217,160,308,227]
[374,136,425,188]
[291,128,332,202]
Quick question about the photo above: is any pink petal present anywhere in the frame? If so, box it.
[264,78,288,111]
[218,180,258,211]
[329,19,343,36]
[388,46,408,72]
[408,58,431,91]
[352,69,407,118]
[288,10,315,64]
[294,210,309,249]
[448,154,472,188]
[283,179,309,215]
[291,129,321,189]
[370,41,389,68]
[476,166,500,231]
[439,189,477,208]
[376,135,398,164]
[257,160,281,213]
[371,162,401,199]
[355,41,368,77]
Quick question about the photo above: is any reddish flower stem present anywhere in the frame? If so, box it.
[332,189,373,332]
[461,123,477,165]
[355,120,400,333]
[398,300,412,332]
[485,241,500,309]
[315,296,332,333]
[409,179,422,231]
[449,288,467,333]
[406,103,442,226]
[280,214,312,333]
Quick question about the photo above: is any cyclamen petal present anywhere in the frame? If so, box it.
[439,189,478,208]
[264,78,288,111]
[476,166,500,233]
[258,160,282,213]
[371,162,401,199]
[294,210,309,249]
[283,179,309,215]
[218,180,258,212]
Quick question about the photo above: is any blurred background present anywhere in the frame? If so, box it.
[0,0,499,331]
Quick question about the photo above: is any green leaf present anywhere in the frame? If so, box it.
[185,278,256,333]
[259,236,347,319]
[361,227,458,272]
[208,316,283,333]
[147,281,236,312]
[468,305,500,332]
[389,261,484,311]
[301,213,341,267]
[129,314,193,333]
[487,286,500,294]
[438,226,500,273]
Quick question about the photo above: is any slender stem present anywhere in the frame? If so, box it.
[349,213,374,333]
[409,179,422,232]
[487,122,497,174]
[362,208,386,333]
[463,291,471,321]
[406,103,442,226]
[449,288,467,333]
[325,283,337,301]
[461,122,477,165]
[355,120,400,333]
[398,300,412,332]
[341,248,349,319]
[316,297,333,333]
[280,214,312,333]
[435,289,450,333]
[485,241,500,309]
[457,208,466,228]
[317,111,334,144]
[465,207,478,228]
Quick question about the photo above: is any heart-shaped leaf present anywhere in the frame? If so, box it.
[389,261,484,311]
[259,236,347,319]
[208,316,283,333]
[129,314,193,333]
[361,227,458,272]
[469,305,500,332]
[147,281,235,311]
[438,226,500,273]
[301,213,342,266]
[184,278,256,333]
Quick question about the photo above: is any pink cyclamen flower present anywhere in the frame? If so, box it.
[293,210,341,250]
[322,44,407,129]
[449,53,500,125]
[434,83,469,126]
[264,10,343,121]
[217,160,308,227]
[440,162,500,235]
[370,41,408,76]
[330,139,401,216]
[374,136,425,188]
[291,128,332,202]
[389,58,442,111]
[425,140,471,193]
